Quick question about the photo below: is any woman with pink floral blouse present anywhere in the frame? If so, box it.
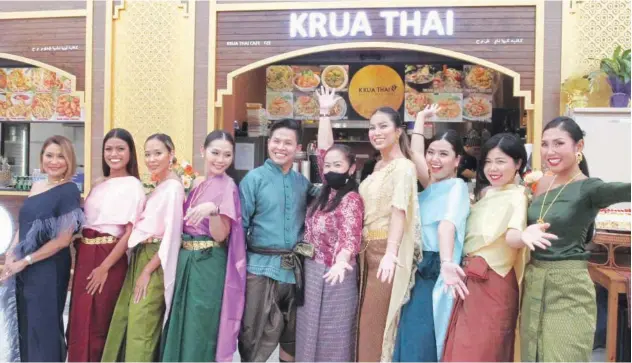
[295,87,364,362]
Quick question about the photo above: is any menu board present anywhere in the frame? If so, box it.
[0,67,83,122]
[265,64,350,121]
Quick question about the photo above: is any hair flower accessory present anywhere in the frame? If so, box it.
[142,159,199,195]
[523,170,544,193]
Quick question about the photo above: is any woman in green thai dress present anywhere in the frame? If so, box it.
[520,117,631,362]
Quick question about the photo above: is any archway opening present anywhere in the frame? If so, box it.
[215,45,534,183]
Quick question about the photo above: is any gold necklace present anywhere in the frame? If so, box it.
[537,171,582,224]
[47,177,65,185]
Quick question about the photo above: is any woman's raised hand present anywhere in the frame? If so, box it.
[416,104,441,122]
[316,86,341,114]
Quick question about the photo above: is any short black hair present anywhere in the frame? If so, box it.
[269,119,301,143]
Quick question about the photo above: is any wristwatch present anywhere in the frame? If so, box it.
[24,255,33,265]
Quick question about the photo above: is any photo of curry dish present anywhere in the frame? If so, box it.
[294,70,320,92]
[266,66,294,91]
[322,65,348,90]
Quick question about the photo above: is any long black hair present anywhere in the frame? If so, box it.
[474,133,527,198]
[372,107,412,160]
[543,116,593,241]
[309,145,358,215]
[202,130,238,180]
[102,128,140,179]
[542,116,589,176]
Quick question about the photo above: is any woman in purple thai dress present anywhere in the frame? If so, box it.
[161,130,246,362]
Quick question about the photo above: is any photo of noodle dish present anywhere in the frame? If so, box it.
[294,94,319,119]
[266,92,293,120]
[32,93,57,120]
[321,65,349,91]
[463,94,493,121]
[293,70,320,92]
[442,66,463,91]
[266,66,294,92]
[433,93,463,122]
[404,91,432,121]
[31,68,57,93]
[329,97,347,121]
[405,65,436,85]
[6,92,33,120]
[464,65,495,92]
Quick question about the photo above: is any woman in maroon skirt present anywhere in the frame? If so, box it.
[66,128,146,362]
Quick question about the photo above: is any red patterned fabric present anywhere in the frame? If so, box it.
[304,149,364,267]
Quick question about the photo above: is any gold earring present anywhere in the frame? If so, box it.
[576,152,583,164]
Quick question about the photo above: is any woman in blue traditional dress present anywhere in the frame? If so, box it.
[393,106,471,362]
[0,135,84,362]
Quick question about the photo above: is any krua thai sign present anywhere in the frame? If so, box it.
[290,10,455,38]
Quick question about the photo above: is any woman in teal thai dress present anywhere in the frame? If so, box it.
[394,106,471,362]
[161,130,246,362]
[520,117,631,362]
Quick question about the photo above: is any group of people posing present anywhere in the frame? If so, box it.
[0,85,630,363]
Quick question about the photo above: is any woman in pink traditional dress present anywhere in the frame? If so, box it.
[161,130,246,362]
[101,133,184,362]
[295,88,364,362]
[67,128,146,362]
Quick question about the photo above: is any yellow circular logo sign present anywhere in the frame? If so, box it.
[348,65,404,119]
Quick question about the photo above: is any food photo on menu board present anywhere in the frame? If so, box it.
[0,67,84,122]
[404,85,432,122]
[321,65,349,91]
[266,65,294,92]
[464,65,497,93]
[292,66,321,93]
[55,94,82,121]
[433,93,463,122]
[6,93,33,121]
[294,92,319,120]
[266,64,351,120]
[266,92,293,120]
[463,92,493,122]
[405,64,463,93]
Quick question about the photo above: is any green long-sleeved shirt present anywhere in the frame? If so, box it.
[527,178,631,261]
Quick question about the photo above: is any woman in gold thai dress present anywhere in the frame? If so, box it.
[356,106,421,362]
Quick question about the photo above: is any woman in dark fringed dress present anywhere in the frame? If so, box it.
[295,88,364,362]
[0,135,84,362]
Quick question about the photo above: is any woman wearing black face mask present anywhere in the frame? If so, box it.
[295,87,364,362]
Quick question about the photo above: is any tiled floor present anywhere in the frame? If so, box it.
[63,295,607,362]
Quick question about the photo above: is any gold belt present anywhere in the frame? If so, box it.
[182,240,224,251]
[363,229,389,241]
[82,236,117,245]
[142,237,162,244]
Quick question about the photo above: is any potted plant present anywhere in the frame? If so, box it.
[591,46,631,107]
